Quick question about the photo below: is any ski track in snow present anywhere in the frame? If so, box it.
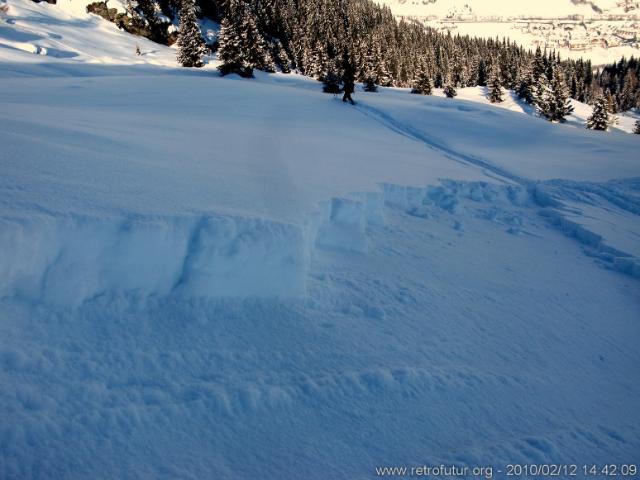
[355,102,527,185]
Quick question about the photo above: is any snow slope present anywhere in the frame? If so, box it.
[0,0,176,66]
[1,1,640,478]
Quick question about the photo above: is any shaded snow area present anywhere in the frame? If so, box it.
[1,1,640,479]
[0,0,178,67]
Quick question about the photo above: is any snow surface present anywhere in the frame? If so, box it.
[1,0,640,478]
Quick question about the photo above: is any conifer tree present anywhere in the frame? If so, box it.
[548,63,574,122]
[487,63,504,103]
[477,58,488,87]
[241,3,275,73]
[217,0,274,77]
[537,62,574,122]
[274,40,291,73]
[586,95,610,131]
[443,73,457,98]
[362,45,378,92]
[137,0,165,42]
[374,42,392,87]
[411,70,432,95]
[363,76,378,92]
[516,60,535,104]
[532,47,545,78]
[176,0,207,68]
[217,1,252,77]
[322,60,341,94]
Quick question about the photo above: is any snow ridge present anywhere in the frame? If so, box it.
[2,175,638,308]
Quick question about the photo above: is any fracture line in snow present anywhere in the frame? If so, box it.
[353,101,640,279]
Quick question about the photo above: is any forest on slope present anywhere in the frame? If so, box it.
[83,0,640,114]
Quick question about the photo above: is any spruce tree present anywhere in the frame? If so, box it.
[537,62,574,122]
[477,58,488,86]
[176,0,207,68]
[487,63,504,103]
[533,68,549,110]
[411,71,432,95]
[217,0,251,77]
[137,0,165,43]
[362,45,378,92]
[548,63,574,122]
[516,61,535,104]
[444,83,458,98]
[274,40,291,74]
[217,0,274,78]
[374,42,392,87]
[443,80,457,98]
[241,3,275,73]
[586,95,610,131]
[363,76,378,92]
[532,46,546,81]
[322,60,341,94]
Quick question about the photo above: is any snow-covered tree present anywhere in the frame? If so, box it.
[361,45,378,92]
[487,63,503,103]
[537,62,574,122]
[532,46,545,79]
[241,3,275,73]
[363,76,377,92]
[373,42,392,87]
[443,73,457,98]
[548,64,574,122]
[217,0,274,77]
[176,0,207,68]
[411,70,432,95]
[217,1,250,77]
[322,60,341,94]
[634,120,640,134]
[516,60,535,104]
[274,40,291,74]
[586,95,611,131]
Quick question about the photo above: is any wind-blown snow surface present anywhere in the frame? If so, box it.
[1,2,640,479]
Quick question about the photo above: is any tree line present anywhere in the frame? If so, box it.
[92,0,640,126]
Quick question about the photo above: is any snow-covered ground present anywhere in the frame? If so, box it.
[1,0,639,478]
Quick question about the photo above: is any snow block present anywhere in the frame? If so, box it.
[354,191,385,226]
[425,185,460,213]
[381,183,433,215]
[315,197,368,253]
[0,213,308,306]
[437,180,533,208]
[540,210,603,248]
[614,257,640,279]
[381,183,408,209]
[177,215,307,298]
